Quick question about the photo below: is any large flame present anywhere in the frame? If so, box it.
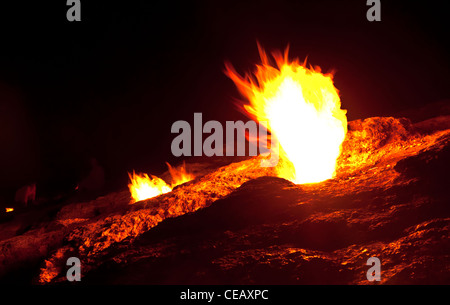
[225,45,347,184]
[128,162,194,203]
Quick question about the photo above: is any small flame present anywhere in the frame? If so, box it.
[225,45,347,184]
[128,171,172,203]
[5,208,14,213]
[128,162,194,203]
[166,162,195,187]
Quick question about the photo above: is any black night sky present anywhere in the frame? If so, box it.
[0,0,449,200]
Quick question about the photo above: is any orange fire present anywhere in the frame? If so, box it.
[166,162,195,187]
[5,208,14,213]
[128,162,194,203]
[128,171,172,203]
[225,45,347,184]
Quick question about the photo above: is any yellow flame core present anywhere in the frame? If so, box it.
[128,172,171,202]
[128,162,194,203]
[226,46,347,184]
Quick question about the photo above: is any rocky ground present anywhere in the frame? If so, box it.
[0,112,449,284]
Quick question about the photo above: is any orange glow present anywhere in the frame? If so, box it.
[225,45,347,184]
[128,162,194,203]
[128,171,172,203]
[5,208,14,213]
[166,161,195,187]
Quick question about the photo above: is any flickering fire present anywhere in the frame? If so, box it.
[128,171,172,203]
[166,162,195,186]
[5,208,14,213]
[225,45,347,184]
[128,162,194,203]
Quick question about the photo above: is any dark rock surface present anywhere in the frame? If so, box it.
[83,136,450,284]
[0,115,449,284]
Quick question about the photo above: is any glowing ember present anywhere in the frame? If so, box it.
[128,162,194,203]
[225,45,347,184]
[5,208,14,213]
